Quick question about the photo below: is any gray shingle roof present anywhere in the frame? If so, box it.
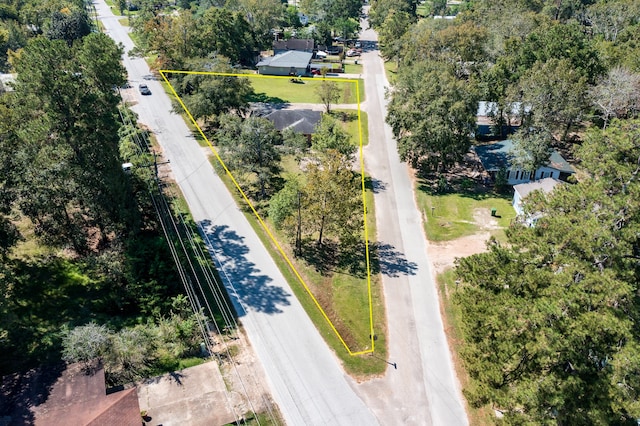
[513,177,563,199]
[265,109,322,134]
[474,140,574,173]
[256,51,313,69]
[273,38,315,52]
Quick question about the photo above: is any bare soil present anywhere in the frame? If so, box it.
[427,207,500,277]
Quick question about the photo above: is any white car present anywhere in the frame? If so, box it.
[346,49,358,57]
[138,84,151,95]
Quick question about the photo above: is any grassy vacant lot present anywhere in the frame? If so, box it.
[208,151,387,376]
[248,76,365,104]
[415,177,516,242]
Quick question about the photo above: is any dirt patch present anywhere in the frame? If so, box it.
[427,207,499,276]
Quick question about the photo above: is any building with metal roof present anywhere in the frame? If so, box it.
[256,51,313,76]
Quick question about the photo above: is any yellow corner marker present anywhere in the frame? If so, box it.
[159,70,375,356]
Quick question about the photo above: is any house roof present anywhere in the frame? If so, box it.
[0,361,141,426]
[265,109,322,134]
[273,38,314,51]
[477,101,531,117]
[514,177,563,199]
[256,51,313,69]
[473,140,574,173]
[0,73,16,92]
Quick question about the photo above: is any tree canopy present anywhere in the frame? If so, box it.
[455,119,640,424]
[215,114,283,199]
[386,60,478,170]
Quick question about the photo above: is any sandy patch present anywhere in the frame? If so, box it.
[427,208,500,276]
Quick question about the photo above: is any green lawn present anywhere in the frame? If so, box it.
[384,61,399,85]
[207,151,387,376]
[344,63,363,74]
[332,109,369,147]
[416,186,516,242]
[248,76,364,104]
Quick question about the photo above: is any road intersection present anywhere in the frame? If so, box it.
[95,1,468,423]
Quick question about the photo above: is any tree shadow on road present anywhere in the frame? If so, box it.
[198,220,291,316]
[372,241,418,277]
[299,238,417,279]
[364,176,387,194]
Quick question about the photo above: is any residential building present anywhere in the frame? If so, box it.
[474,139,574,185]
[512,177,563,226]
[256,51,313,76]
[273,38,315,54]
[264,109,322,143]
[0,361,141,426]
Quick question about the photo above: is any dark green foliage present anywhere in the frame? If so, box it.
[61,295,207,386]
[9,35,127,253]
[455,119,640,423]
[312,115,356,158]
[46,9,90,46]
[369,0,418,29]
[387,60,479,171]
[0,30,194,379]
[215,114,283,199]
[170,58,253,127]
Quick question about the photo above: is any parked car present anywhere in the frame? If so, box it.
[138,84,151,95]
[346,49,359,57]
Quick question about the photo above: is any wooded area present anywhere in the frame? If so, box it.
[370,0,640,422]
[0,1,212,385]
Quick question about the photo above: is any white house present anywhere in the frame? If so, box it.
[474,139,574,186]
[0,73,16,92]
[512,177,563,226]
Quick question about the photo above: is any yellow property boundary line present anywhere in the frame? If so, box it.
[159,70,375,356]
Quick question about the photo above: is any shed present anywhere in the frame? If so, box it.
[512,177,562,216]
[256,51,313,76]
[474,139,574,185]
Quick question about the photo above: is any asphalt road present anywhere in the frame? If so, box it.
[352,11,470,426]
[95,2,377,425]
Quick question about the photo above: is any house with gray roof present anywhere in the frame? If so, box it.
[264,109,322,143]
[513,177,562,214]
[474,139,574,185]
[512,177,564,226]
[256,51,313,76]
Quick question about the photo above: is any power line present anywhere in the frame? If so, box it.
[116,100,279,424]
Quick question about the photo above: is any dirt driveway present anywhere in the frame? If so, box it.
[427,208,501,276]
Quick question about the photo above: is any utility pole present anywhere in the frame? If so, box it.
[153,151,170,179]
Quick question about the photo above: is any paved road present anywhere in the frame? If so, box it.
[352,11,469,426]
[95,2,377,425]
